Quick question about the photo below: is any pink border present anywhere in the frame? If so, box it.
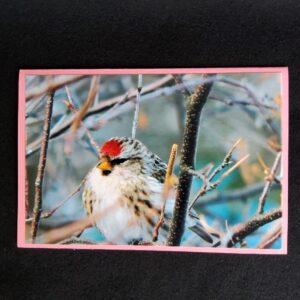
[18,67,289,254]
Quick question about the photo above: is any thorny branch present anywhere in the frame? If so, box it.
[226,208,282,247]
[257,152,282,214]
[208,138,242,182]
[167,75,214,246]
[210,155,249,189]
[30,91,55,243]
[188,139,248,212]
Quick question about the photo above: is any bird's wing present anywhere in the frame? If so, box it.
[150,154,167,183]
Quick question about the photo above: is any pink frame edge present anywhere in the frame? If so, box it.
[18,67,289,254]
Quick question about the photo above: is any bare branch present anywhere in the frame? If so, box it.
[218,78,279,136]
[26,75,88,101]
[209,95,275,109]
[172,74,191,98]
[227,208,282,247]
[26,75,174,157]
[152,144,178,242]
[25,168,29,218]
[64,76,100,154]
[65,81,99,154]
[132,74,143,139]
[187,171,208,212]
[257,221,282,249]
[210,154,249,189]
[30,91,55,243]
[26,177,86,223]
[39,204,117,244]
[59,237,99,245]
[188,142,247,212]
[257,152,282,214]
[167,75,214,246]
[194,181,280,208]
[208,138,242,182]
[71,76,100,133]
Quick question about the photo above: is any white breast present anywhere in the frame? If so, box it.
[84,166,164,244]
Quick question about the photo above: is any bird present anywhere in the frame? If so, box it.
[82,137,217,245]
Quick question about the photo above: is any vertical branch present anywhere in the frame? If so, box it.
[30,91,55,243]
[25,168,29,218]
[257,152,282,214]
[152,144,178,242]
[167,75,214,246]
[132,74,143,139]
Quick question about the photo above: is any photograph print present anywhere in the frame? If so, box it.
[18,68,288,253]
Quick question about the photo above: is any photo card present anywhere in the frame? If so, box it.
[18,68,288,254]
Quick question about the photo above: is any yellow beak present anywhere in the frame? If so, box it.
[97,161,112,171]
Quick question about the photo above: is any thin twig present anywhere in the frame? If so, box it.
[26,177,86,223]
[132,74,143,139]
[188,150,248,212]
[30,91,55,243]
[25,168,29,218]
[90,92,129,131]
[26,75,174,157]
[71,76,100,132]
[167,75,214,246]
[257,153,270,175]
[65,76,100,154]
[257,152,282,214]
[210,154,249,189]
[152,144,178,242]
[218,78,279,136]
[194,181,280,208]
[257,224,282,249]
[26,75,88,101]
[227,208,282,247]
[39,203,118,244]
[209,95,275,109]
[65,85,76,107]
[172,74,191,98]
[63,92,99,154]
[26,75,275,157]
[187,171,208,211]
[59,237,99,245]
[208,138,242,182]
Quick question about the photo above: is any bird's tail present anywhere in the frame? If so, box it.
[186,210,221,247]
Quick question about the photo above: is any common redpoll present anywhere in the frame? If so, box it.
[82,137,215,245]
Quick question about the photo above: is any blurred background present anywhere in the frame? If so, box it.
[25,72,282,248]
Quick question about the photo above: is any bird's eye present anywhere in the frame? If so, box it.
[111,158,128,165]
[102,170,111,176]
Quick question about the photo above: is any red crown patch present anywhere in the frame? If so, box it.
[100,139,123,157]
